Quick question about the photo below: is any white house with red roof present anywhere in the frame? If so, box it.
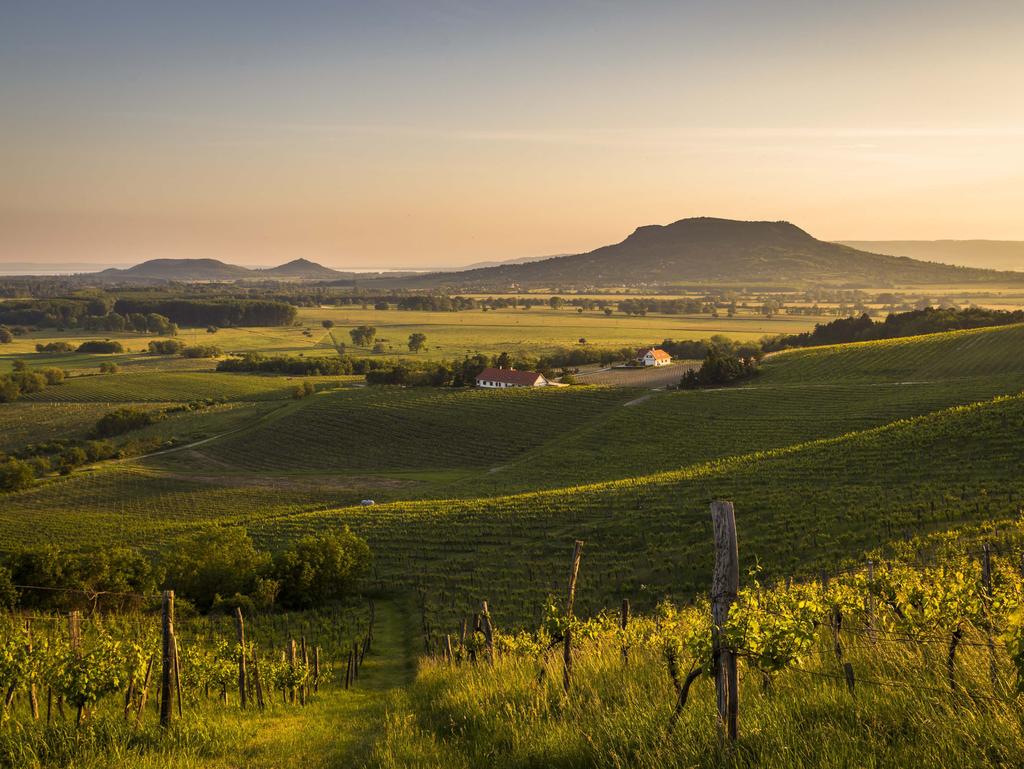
[637,348,672,367]
[475,366,550,388]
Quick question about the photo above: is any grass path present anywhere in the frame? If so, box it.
[160,598,419,769]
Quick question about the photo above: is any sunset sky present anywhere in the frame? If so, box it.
[2,1,1023,268]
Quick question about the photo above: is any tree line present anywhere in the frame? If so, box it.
[0,527,371,614]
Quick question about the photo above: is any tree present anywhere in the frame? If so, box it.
[349,325,377,347]
[163,528,272,613]
[0,458,34,492]
[273,528,371,609]
[374,301,389,311]
[321,319,335,329]
[0,327,12,344]
[603,308,613,317]
[408,332,427,353]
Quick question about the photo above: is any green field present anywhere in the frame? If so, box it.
[4,311,1024,768]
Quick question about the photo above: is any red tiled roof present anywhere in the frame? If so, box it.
[638,348,671,361]
[476,367,546,385]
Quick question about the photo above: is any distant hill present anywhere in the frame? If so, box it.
[838,240,1024,272]
[95,257,348,282]
[258,258,346,279]
[398,218,1021,288]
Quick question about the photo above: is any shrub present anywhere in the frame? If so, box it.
[0,458,35,492]
[163,529,272,613]
[76,340,123,354]
[181,344,222,358]
[0,327,12,344]
[98,362,120,374]
[680,347,759,389]
[38,367,65,385]
[292,381,316,399]
[11,371,47,394]
[35,341,74,353]
[321,319,335,329]
[148,339,185,355]
[274,528,371,609]
[92,408,156,438]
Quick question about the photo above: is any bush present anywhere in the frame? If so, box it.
[0,327,12,344]
[92,408,156,438]
[98,361,120,374]
[0,458,34,491]
[292,381,316,399]
[181,344,222,358]
[76,340,123,354]
[679,347,759,389]
[35,341,74,353]
[162,529,272,613]
[274,528,371,609]
[38,367,65,385]
[148,339,185,355]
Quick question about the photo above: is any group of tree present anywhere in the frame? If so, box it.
[762,306,1024,351]
[349,325,377,347]
[113,298,296,327]
[0,297,179,333]
[216,352,391,376]
[679,346,760,389]
[0,528,371,614]
[75,340,124,354]
[0,363,65,403]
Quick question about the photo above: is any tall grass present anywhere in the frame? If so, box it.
[371,626,1024,768]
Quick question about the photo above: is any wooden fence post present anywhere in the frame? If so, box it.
[288,640,297,703]
[981,544,1000,689]
[480,602,495,665]
[710,501,739,743]
[235,607,247,708]
[563,540,584,693]
[300,637,308,706]
[620,599,630,664]
[25,620,39,720]
[160,590,174,728]
[313,647,321,693]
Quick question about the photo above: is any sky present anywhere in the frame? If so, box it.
[2,1,1023,269]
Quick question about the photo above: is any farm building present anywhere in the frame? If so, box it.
[476,366,550,388]
[637,348,672,367]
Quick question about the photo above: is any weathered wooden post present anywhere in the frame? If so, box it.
[313,646,321,693]
[25,620,38,720]
[160,590,174,728]
[710,501,739,742]
[234,607,247,708]
[287,640,297,703]
[563,540,584,692]
[300,637,309,705]
[981,544,1000,689]
[480,602,495,665]
[620,598,630,664]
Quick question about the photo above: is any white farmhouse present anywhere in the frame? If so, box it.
[637,348,672,367]
[475,366,550,388]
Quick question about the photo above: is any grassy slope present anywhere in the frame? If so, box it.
[252,393,1024,629]
[17,372,358,403]
[193,386,636,473]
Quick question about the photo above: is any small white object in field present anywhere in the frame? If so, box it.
[360,499,376,506]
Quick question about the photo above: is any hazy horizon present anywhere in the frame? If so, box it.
[3,1,1023,268]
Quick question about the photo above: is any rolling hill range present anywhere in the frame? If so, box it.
[840,239,1024,272]
[399,217,1021,288]
[95,257,351,281]
[3,320,1023,615]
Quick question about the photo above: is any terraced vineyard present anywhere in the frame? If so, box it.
[18,371,360,403]
[245,393,1024,631]
[0,402,166,451]
[464,373,1024,494]
[761,322,1024,383]
[189,385,635,472]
